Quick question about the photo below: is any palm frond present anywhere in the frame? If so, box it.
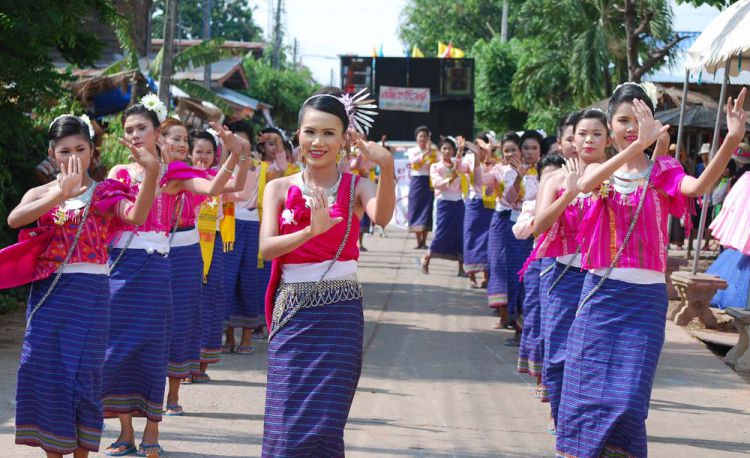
[174,81,232,113]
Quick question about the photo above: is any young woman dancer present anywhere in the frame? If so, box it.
[4,115,159,457]
[223,126,286,352]
[556,84,746,457]
[102,98,245,458]
[485,132,522,322]
[189,130,227,382]
[259,88,395,456]
[531,109,609,431]
[462,133,495,288]
[160,118,250,414]
[513,153,565,396]
[407,125,436,248]
[420,136,472,275]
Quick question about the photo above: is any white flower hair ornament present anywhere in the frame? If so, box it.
[140,93,168,123]
[49,114,95,139]
[614,81,659,110]
[304,88,379,135]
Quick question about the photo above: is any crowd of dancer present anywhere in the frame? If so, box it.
[407,82,749,457]
[2,87,395,458]
[2,79,748,458]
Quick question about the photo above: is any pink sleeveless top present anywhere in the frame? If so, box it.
[175,192,207,228]
[0,179,135,288]
[264,173,361,327]
[114,162,207,234]
[535,190,593,259]
[578,156,692,273]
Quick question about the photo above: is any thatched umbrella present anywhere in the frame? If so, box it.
[678,0,750,275]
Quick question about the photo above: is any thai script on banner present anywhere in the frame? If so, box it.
[379,86,431,113]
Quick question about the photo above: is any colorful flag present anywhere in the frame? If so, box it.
[438,41,451,58]
[411,45,424,58]
[372,47,378,58]
[378,44,384,58]
[450,46,465,58]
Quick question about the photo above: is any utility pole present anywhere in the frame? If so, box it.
[292,38,298,69]
[158,0,178,106]
[202,0,212,88]
[500,0,508,43]
[272,0,283,69]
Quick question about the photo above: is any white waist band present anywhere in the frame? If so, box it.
[437,192,463,202]
[557,253,582,268]
[235,207,260,221]
[56,262,109,275]
[171,228,199,247]
[112,231,170,254]
[590,267,665,284]
[411,171,430,177]
[282,260,358,283]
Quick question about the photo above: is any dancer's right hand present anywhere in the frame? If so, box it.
[308,191,343,237]
[563,157,582,195]
[57,156,87,198]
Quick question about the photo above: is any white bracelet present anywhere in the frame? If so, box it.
[221,165,233,174]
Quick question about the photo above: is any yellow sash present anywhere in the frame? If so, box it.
[197,196,220,282]
[285,163,301,176]
[220,201,235,252]
[256,161,271,268]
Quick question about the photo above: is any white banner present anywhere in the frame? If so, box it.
[379,86,431,113]
[389,158,411,228]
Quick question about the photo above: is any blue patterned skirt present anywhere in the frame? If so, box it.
[487,211,532,314]
[16,273,110,454]
[224,219,261,329]
[462,198,493,273]
[102,249,172,422]
[556,273,667,458]
[707,248,750,309]
[407,175,433,232]
[201,232,226,364]
[168,241,203,377]
[543,262,586,424]
[429,199,465,261]
[262,298,364,457]
[518,259,542,376]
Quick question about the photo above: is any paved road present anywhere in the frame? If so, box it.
[0,229,749,456]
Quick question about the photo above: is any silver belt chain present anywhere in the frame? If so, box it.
[269,175,358,340]
[577,162,654,312]
[26,182,100,328]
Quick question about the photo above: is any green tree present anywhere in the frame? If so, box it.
[399,0,507,55]
[242,56,320,130]
[151,0,263,42]
[472,38,526,133]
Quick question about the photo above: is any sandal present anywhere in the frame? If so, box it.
[504,337,520,347]
[221,344,235,354]
[191,373,210,383]
[164,403,184,416]
[234,345,256,355]
[137,443,164,457]
[105,442,137,456]
[421,257,429,274]
[180,377,192,385]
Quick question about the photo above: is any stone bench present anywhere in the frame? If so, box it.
[666,256,689,300]
[725,308,750,372]
[669,271,727,329]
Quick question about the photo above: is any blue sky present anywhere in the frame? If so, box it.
[248,0,722,85]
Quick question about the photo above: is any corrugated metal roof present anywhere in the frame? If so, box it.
[214,87,272,110]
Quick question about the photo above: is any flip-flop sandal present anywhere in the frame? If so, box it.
[191,373,210,383]
[105,442,137,456]
[234,345,256,355]
[164,403,184,416]
[221,344,235,354]
[180,377,192,385]
[137,443,164,457]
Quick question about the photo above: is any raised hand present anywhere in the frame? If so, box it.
[156,137,180,164]
[354,133,394,168]
[57,156,87,198]
[562,156,582,195]
[211,122,249,157]
[119,138,159,173]
[726,87,747,139]
[308,191,343,237]
[633,98,670,148]
[456,136,465,158]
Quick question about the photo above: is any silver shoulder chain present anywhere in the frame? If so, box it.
[578,162,655,311]
[269,174,358,340]
[26,182,100,327]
